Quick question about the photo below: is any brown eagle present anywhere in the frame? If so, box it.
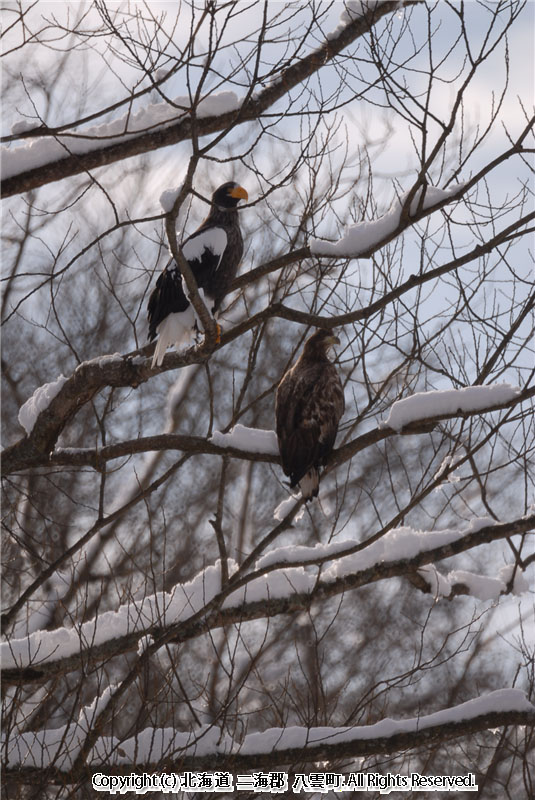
[275,329,345,501]
[148,182,248,367]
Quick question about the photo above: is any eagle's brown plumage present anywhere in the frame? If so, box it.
[275,329,345,501]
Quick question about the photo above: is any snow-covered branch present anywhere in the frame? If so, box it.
[381,384,521,432]
[1,92,240,187]
[309,184,465,257]
[1,1,419,198]
[2,514,532,686]
[415,563,529,601]
[4,368,533,477]
[4,689,533,775]
[47,431,279,470]
[1,347,207,476]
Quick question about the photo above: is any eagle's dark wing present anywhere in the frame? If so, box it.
[147,266,188,342]
[276,369,317,482]
[276,362,344,498]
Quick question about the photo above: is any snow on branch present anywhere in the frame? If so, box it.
[1,1,412,197]
[3,689,533,772]
[7,372,531,478]
[237,690,533,757]
[6,353,282,476]
[1,91,240,183]
[382,383,521,432]
[2,514,532,684]
[327,0,381,38]
[3,686,116,772]
[417,563,530,601]
[2,347,213,476]
[253,518,496,573]
[1,561,234,672]
[17,375,68,434]
[310,184,465,257]
[209,425,279,455]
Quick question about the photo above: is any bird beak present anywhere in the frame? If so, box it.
[229,186,248,201]
[327,334,341,347]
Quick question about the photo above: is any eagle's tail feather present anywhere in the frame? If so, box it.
[152,309,194,368]
[299,468,319,501]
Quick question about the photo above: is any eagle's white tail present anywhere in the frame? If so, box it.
[299,468,320,501]
[152,309,194,368]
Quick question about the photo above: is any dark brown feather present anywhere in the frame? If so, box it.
[275,330,345,500]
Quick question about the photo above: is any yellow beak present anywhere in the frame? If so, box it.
[229,185,248,201]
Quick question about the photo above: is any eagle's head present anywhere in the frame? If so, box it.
[303,329,341,360]
[212,182,248,209]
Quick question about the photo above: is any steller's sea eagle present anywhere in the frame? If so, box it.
[148,181,248,367]
[275,329,345,501]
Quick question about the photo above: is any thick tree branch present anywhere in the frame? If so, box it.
[1,1,421,198]
[3,384,532,476]
[4,705,534,779]
[2,515,532,686]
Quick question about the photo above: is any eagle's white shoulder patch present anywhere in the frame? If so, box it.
[182,227,227,262]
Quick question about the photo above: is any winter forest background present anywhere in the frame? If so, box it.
[1,1,534,797]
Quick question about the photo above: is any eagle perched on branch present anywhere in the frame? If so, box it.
[148,181,248,367]
[276,330,345,501]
